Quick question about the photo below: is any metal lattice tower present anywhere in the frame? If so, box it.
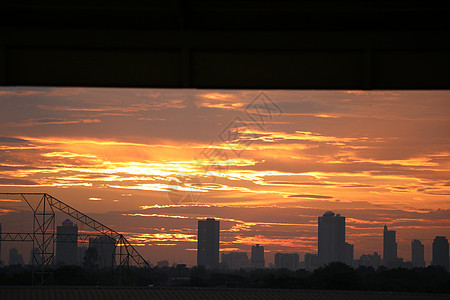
[0,193,150,285]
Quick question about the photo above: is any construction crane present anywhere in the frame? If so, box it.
[0,193,150,285]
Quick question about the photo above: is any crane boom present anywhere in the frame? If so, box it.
[0,193,150,270]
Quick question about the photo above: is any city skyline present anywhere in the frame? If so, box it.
[0,216,448,271]
[0,88,449,266]
[215,213,448,271]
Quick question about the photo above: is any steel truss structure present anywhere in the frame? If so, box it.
[0,193,150,285]
[1,232,130,244]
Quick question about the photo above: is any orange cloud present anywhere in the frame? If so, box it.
[0,90,43,96]
[196,93,245,109]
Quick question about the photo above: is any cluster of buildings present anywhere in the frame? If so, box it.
[1,212,449,272]
[0,220,116,268]
[195,213,450,271]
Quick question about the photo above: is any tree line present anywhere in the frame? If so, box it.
[0,262,449,293]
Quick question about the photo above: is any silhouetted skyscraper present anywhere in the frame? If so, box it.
[383,225,397,266]
[432,236,449,271]
[274,253,299,270]
[197,218,220,269]
[56,219,78,266]
[411,239,425,268]
[318,211,345,266]
[251,244,265,268]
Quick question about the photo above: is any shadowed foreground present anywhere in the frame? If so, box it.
[1,287,450,300]
[2,263,450,294]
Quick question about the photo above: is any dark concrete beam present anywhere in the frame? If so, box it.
[1,1,449,89]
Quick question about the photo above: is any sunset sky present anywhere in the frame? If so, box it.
[0,88,449,266]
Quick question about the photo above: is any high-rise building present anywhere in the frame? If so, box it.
[221,252,250,269]
[383,225,397,266]
[318,211,345,266]
[274,253,299,271]
[344,242,354,267]
[55,219,78,266]
[197,218,220,269]
[9,247,24,266]
[432,236,449,271]
[251,244,265,268]
[304,253,319,271]
[411,239,425,268]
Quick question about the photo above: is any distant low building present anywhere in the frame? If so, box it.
[78,246,87,265]
[157,260,169,268]
[358,252,381,269]
[56,219,78,266]
[274,253,299,271]
[304,253,318,271]
[344,243,354,267]
[0,223,2,265]
[88,236,116,268]
[29,248,43,266]
[9,247,24,266]
[221,252,250,269]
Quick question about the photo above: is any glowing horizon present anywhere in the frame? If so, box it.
[0,88,449,266]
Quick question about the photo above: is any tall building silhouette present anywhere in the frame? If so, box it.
[383,225,397,266]
[197,218,220,269]
[318,211,345,266]
[432,236,449,271]
[274,253,299,270]
[55,219,78,266]
[411,239,425,268]
[251,244,265,268]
